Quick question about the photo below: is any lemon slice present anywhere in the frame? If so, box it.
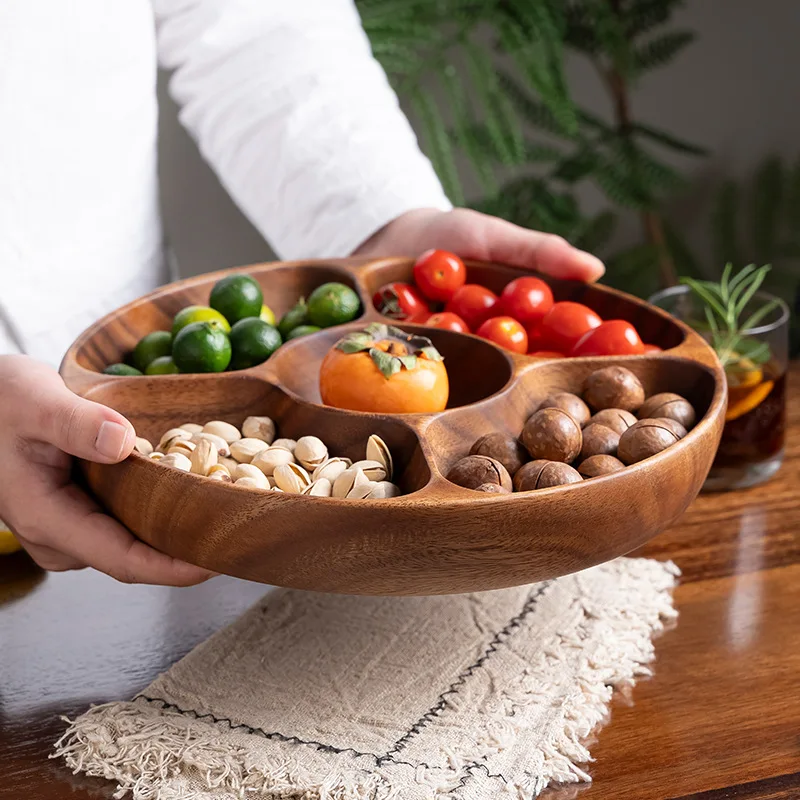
[0,520,22,555]
[725,380,774,421]
[725,356,763,389]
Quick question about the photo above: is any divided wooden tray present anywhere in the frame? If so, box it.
[60,258,727,595]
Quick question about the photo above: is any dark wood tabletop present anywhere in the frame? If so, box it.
[3,372,799,800]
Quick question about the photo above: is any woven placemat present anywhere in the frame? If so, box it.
[54,558,678,799]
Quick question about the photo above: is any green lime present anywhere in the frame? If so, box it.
[307,282,361,328]
[285,324,322,340]
[132,331,173,372]
[209,274,263,325]
[103,363,142,376]
[278,298,309,339]
[172,321,232,373]
[260,304,276,326]
[228,318,282,369]
[145,355,180,375]
[172,305,231,337]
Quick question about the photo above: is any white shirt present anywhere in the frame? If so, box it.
[0,0,450,366]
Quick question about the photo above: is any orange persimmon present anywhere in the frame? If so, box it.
[319,324,449,413]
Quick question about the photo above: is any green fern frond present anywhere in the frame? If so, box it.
[574,210,617,252]
[752,155,784,261]
[552,147,604,184]
[441,67,499,197]
[711,180,741,268]
[625,0,685,38]
[464,41,525,166]
[632,30,695,73]
[498,70,577,138]
[590,2,634,76]
[499,17,578,135]
[603,243,662,298]
[594,160,653,209]
[631,122,707,156]
[369,41,423,75]
[409,88,465,206]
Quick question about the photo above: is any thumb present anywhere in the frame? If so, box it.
[28,380,135,464]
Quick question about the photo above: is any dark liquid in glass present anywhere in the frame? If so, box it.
[714,365,786,469]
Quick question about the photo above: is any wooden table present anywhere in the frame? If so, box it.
[3,377,799,800]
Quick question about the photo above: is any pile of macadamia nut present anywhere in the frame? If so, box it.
[447,365,697,494]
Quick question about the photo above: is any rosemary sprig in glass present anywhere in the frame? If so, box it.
[679,264,780,370]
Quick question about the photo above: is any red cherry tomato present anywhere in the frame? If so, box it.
[528,350,565,359]
[540,301,602,352]
[571,320,645,357]
[425,311,469,333]
[643,343,663,354]
[446,284,498,331]
[499,277,554,326]
[372,282,429,322]
[476,316,529,354]
[413,249,466,302]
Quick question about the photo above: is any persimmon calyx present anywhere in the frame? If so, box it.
[335,323,444,379]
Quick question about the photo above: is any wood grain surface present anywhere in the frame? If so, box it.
[59,259,727,595]
[3,366,800,799]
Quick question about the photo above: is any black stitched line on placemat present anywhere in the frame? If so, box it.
[136,695,512,790]
[377,579,552,764]
[137,579,553,790]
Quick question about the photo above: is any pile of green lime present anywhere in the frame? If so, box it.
[103,275,361,376]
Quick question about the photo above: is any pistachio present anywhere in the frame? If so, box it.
[190,438,218,475]
[251,446,295,476]
[149,451,165,461]
[134,437,153,456]
[333,467,369,498]
[295,436,329,471]
[366,435,393,480]
[235,476,267,490]
[179,423,204,434]
[191,432,230,458]
[312,457,351,483]
[272,486,284,493]
[159,452,192,472]
[350,459,388,482]
[158,428,192,452]
[208,463,232,482]
[219,456,239,473]
[366,481,401,499]
[273,462,311,493]
[271,438,297,453]
[168,439,196,457]
[203,420,242,444]
[230,437,270,463]
[232,463,270,488]
[302,478,333,497]
[242,416,276,444]
[347,480,378,499]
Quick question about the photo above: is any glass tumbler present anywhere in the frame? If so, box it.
[649,285,789,492]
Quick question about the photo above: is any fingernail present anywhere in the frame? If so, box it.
[578,251,605,278]
[95,421,130,460]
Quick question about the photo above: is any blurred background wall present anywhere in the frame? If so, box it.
[157,1,800,279]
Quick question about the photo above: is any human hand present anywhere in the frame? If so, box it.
[0,355,215,585]
[353,207,605,282]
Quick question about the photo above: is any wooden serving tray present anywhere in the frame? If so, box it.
[60,258,726,595]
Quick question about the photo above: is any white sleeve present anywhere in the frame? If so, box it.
[153,0,452,259]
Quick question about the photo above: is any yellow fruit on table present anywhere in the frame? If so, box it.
[0,520,22,555]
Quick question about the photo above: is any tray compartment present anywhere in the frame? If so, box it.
[269,323,514,409]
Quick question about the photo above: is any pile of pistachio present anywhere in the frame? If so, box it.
[134,417,400,499]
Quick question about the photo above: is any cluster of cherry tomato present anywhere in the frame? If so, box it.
[371,250,662,357]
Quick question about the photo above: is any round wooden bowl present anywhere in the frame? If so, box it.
[61,258,726,595]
